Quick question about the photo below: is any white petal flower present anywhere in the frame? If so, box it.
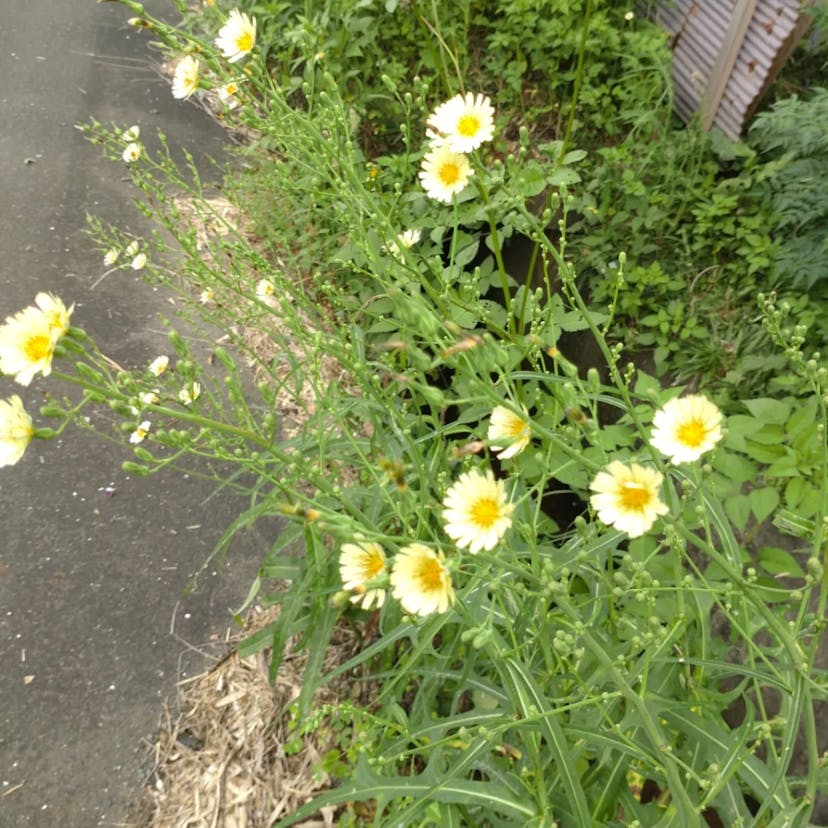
[34,293,73,339]
[487,405,531,460]
[122,125,140,142]
[443,468,513,553]
[0,306,58,386]
[103,248,120,266]
[178,382,201,405]
[138,391,159,406]
[218,81,241,109]
[122,142,141,163]
[427,92,495,154]
[215,9,256,63]
[390,543,454,616]
[339,541,387,610]
[589,461,669,538]
[419,144,473,203]
[148,355,169,376]
[129,420,151,444]
[131,253,148,270]
[0,395,34,467]
[124,241,140,258]
[172,55,200,100]
[650,395,723,464]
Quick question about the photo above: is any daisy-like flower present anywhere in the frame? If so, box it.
[138,390,159,406]
[122,142,141,163]
[131,252,148,270]
[390,543,454,616]
[443,468,514,553]
[218,81,241,109]
[199,289,214,304]
[34,293,72,340]
[103,248,120,267]
[172,55,200,100]
[124,241,140,258]
[427,92,495,154]
[0,306,58,386]
[148,355,169,376]
[129,420,151,445]
[256,278,278,308]
[650,394,723,464]
[0,395,34,467]
[385,228,422,261]
[214,9,256,63]
[122,125,140,142]
[178,382,201,405]
[419,144,473,203]
[589,461,669,538]
[488,405,531,460]
[339,541,387,610]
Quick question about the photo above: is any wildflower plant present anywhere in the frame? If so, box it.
[26,1,828,824]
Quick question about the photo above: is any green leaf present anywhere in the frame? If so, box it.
[497,657,592,825]
[758,546,805,578]
[743,398,790,424]
[749,486,779,525]
[724,493,751,532]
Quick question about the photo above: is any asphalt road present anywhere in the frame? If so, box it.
[0,2,265,824]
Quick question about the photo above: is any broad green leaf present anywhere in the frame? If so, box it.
[749,486,779,524]
[743,398,790,424]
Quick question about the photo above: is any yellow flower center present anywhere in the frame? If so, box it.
[361,551,385,580]
[415,557,445,593]
[457,114,481,137]
[24,334,52,362]
[676,418,707,448]
[505,416,526,439]
[439,162,460,186]
[618,481,652,512]
[236,32,253,52]
[471,497,500,528]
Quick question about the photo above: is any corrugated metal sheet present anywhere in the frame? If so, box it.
[641,0,811,138]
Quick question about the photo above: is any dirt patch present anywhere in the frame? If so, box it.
[122,606,367,828]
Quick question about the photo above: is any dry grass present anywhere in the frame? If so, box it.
[122,606,367,828]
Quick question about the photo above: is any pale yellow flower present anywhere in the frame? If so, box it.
[427,92,495,154]
[218,81,241,109]
[124,241,140,258]
[122,125,140,142]
[172,55,200,100]
[215,9,256,63]
[385,228,422,260]
[138,391,159,406]
[0,306,57,386]
[390,543,454,616]
[650,395,723,464]
[103,248,119,266]
[589,461,669,538]
[443,468,513,553]
[199,289,214,304]
[339,541,387,610]
[129,420,151,444]
[148,355,169,376]
[131,252,148,270]
[122,142,141,163]
[419,144,473,203]
[34,293,72,339]
[256,279,278,308]
[178,382,201,405]
[487,405,530,460]
[0,395,34,467]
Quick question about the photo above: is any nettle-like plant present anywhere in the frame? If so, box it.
[3,2,825,825]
